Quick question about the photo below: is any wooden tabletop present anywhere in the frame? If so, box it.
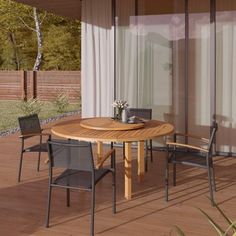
[80,117,145,131]
[51,117,174,142]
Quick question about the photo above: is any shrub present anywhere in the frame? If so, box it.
[54,93,69,113]
[18,98,43,116]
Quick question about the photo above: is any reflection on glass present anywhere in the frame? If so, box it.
[216,0,236,153]
[116,0,185,134]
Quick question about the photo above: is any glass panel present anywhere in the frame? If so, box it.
[216,0,236,154]
[116,0,185,138]
[188,0,211,138]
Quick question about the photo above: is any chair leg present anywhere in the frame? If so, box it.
[211,166,217,192]
[145,140,148,172]
[164,154,169,202]
[150,139,153,163]
[173,163,176,186]
[112,172,116,214]
[66,188,70,207]
[207,166,215,206]
[37,136,43,172]
[172,152,176,186]
[46,186,52,228]
[90,187,95,236]
[18,151,24,182]
[210,159,216,192]
[37,151,41,172]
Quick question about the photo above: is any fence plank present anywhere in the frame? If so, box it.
[0,71,81,103]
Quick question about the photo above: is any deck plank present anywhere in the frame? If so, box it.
[0,115,236,235]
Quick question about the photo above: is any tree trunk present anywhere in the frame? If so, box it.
[33,7,42,71]
[8,32,20,70]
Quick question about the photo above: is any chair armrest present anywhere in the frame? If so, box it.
[174,133,209,143]
[96,149,115,169]
[166,142,208,153]
[19,133,51,138]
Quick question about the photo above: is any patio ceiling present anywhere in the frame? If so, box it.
[13,0,82,19]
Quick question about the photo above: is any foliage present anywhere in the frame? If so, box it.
[198,203,236,236]
[43,25,81,70]
[173,200,236,236]
[0,0,81,70]
[172,225,185,236]
[18,98,43,116]
[54,93,69,113]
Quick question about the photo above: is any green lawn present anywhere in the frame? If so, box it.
[0,100,80,132]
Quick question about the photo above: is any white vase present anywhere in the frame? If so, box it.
[122,109,127,123]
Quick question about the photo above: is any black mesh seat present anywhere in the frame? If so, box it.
[46,139,116,236]
[126,108,153,171]
[52,169,110,189]
[164,123,218,205]
[18,114,50,182]
[24,143,47,152]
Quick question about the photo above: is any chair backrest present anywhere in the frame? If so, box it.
[126,108,152,120]
[18,114,42,136]
[47,139,94,172]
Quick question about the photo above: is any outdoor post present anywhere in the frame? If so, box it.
[21,70,27,101]
[29,71,37,99]
[33,71,37,99]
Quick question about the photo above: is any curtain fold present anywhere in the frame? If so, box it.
[216,10,236,153]
[81,0,114,118]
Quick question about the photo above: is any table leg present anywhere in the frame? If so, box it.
[125,142,132,200]
[97,141,103,166]
[138,141,145,182]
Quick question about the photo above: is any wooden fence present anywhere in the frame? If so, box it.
[0,71,81,103]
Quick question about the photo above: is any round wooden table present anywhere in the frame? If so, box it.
[51,117,174,200]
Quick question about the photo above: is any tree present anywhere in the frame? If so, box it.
[0,0,81,71]
[43,25,80,70]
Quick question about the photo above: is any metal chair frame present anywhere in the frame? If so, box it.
[18,114,49,182]
[45,139,116,236]
[164,123,218,205]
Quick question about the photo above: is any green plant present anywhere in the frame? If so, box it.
[173,200,236,236]
[18,98,42,116]
[198,203,236,236]
[54,93,69,113]
[172,225,185,236]
[74,89,81,110]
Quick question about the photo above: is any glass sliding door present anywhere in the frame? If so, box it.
[115,0,186,136]
[216,0,236,155]
[115,0,236,154]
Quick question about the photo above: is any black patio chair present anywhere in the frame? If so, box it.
[164,122,218,205]
[126,108,153,171]
[45,138,116,236]
[18,114,50,182]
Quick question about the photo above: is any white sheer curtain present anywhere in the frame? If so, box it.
[116,11,173,113]
[216,11,236,153]
[116,0,138,107]
[81,0,114,118]
[188,12,211,137]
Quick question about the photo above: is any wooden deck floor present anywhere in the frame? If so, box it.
[0,115,236,236]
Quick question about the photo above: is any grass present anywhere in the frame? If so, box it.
[0,100,80,132]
